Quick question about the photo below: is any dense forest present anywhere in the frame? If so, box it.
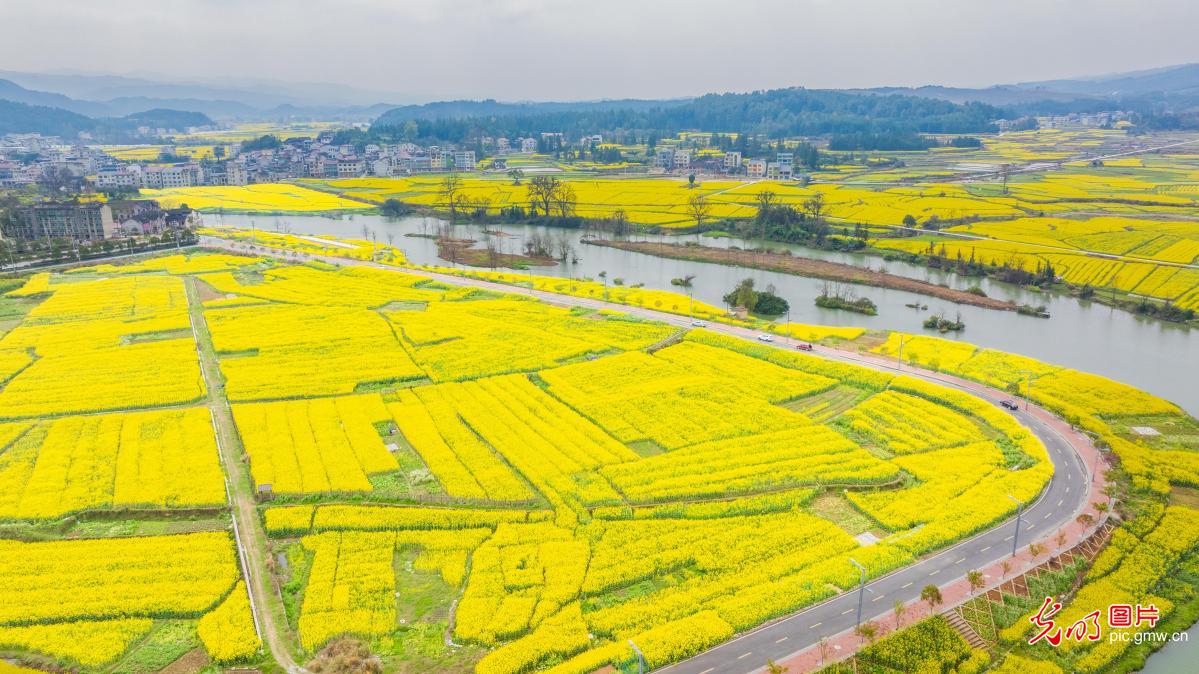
[371,88,1004,147]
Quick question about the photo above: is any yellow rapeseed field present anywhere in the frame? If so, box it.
[4,235,1194,674]
[143,184,373,212]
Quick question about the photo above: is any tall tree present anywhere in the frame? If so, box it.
[687,194,712,229]
[438,174,463,222]
[803,192,826,221]
[526,175,560,216]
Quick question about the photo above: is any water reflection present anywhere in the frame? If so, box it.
[210,211,1198,415]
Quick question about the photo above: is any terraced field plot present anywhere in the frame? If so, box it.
[106,256,1051,674]
[7,244,1196,674]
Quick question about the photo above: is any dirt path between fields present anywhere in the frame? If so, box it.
[582,239,1020,310]
[185,278,309,674]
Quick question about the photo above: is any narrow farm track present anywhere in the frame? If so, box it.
[198,236,1096,673]
[184,277,309,674]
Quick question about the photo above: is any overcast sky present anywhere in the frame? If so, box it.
[2,0,1197,102]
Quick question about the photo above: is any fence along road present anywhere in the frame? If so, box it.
[198,236,1094,673]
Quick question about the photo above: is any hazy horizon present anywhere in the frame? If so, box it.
[2,0,1198,102]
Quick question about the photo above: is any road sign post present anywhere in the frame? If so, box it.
[1007,494,1023,557]
[849,558,866,627]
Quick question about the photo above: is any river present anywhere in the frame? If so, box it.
[1141,622,1196,673]
[208,211,1199,416]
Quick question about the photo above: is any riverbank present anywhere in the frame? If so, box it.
[584,239,1021,312]
[202,213,1199,416]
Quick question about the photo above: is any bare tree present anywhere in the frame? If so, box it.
[687,194,712,229]
[526,175,560,216]
[507,168,524,185]
[38,165,80,194]
[438,174,463,222]
[609,209,630,237]
[484,231,500,269]
[893,598,907,629]
[755,189,777,245]
[552,182,577,218]
[554,233,574,261]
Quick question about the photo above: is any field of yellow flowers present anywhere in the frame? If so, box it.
[3,242,1196,674]
[144,183,373,212]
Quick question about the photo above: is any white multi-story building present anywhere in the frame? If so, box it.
[746,159,767,178]
[371,158,393,177]
[520,137,538,153]
[95,167,141,190]
[227,163,250,186]
[723,151,742,172]
[142,164,202,189]
[452,150,476,171]
[336,158,365,177]
[673,150,691,169]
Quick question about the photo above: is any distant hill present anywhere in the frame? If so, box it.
[0,78,110,116]
[373,98,689,126]
[1015,63,1199,97]
[0,96,214,140]
[0,70,412,115]
[0,99,99,137]
[100,96,259,119]
[843,65,1199,117]
[851,85,1095,107]
[121,108,215,129]
[372,88,1004,146]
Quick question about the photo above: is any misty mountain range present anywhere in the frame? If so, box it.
[2,63,1199,142]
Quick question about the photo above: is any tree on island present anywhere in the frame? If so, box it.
[723,278,789,316]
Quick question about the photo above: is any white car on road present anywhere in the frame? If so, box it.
[757,334,774,343]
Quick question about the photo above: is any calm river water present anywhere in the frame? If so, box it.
[209,212,1198,416]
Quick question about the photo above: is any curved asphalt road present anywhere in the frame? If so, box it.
[657,359,1090,674]
[199,236,1093,674]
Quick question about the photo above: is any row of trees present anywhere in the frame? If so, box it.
[434,175,579,223]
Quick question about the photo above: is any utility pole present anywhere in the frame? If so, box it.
[896,334,905,371]
[1007,495,1023,557]
[628,640,646,674]
[849,558,866,627]
[1021,370,1034,410]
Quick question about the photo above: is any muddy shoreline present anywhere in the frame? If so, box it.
[584,239,1020,311]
